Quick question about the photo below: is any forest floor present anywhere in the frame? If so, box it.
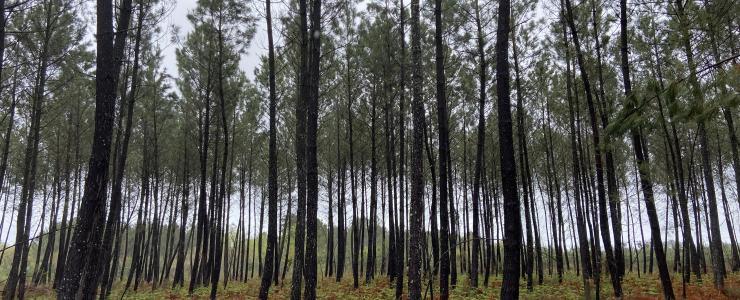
[21,272,740,299]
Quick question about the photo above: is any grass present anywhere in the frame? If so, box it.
[18,271,740,299]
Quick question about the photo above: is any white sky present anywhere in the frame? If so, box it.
[157,0,269,83]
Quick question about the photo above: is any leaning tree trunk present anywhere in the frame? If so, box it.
[674,0,725,289]
[562,0,622,295]
[559,0,593,293]
[589,0,624,277]
[717,136,740,271]
[0,0,10,193]
[58,0,134,297]
[98,4,146,295]
[4,4,54,297]
[618,1,675,297]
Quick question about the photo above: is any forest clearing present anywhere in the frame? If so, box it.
[0,0,738,298]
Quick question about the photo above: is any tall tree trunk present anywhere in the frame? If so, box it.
[717,135,740,271]
[384,92,396,281]
[347,28,360,288]
[618,1,675,297]
[189,55,213,294]
[435,0,451,294]
[674,0,725,288]
[512,29,534,291]
[408,0,424,296]
[562,0,622,295]
[367,92,378,281]
[559,1,593,293]
[303,0,321,295]
[57,0,134,297]
[544,97,564,283]
[650,23,700,282]
[495,0,521,295]
[98,4,146,295]
[338,162,346,281]
[423,118,440,277]
[327,172,334,277]
[5,5,53,297]
[210,14,230,296]
[589,0,624,277]
[470,0,486,288]
[395,0,407,296]
[258,0,278,295]
[173,133,190,288]
[0,0,10,197]
[290,0,308,294]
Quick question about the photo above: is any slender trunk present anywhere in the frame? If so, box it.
[395,0,407,296]
[563,0,621,295]
[290,0,309,295]
[408,0,424,296]
[495,0,521,294]
[173,135,190,287]
[98,4,146,294]
[303,0,320,295]
[347,31,360,288]
[367,93,378,281]
[0,0,12,199]
[258,0,278,295]
[512,30,534,291]
[589,0,623,277]
[385,95,396,281]
[559,1,593,292]
[717,134,740,271]
[6,4,54,296]
[189,27,215,294]
[435,0,451,294]
[470,0,486,287]
[675,0,724,288]
[619,2,674,297]
[58,0,134,296]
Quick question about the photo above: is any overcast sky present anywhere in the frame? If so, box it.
[157,0,270,84]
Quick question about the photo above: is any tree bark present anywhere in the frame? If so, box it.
[674,0,725,288]
[559,1,593,293]
[56,0,128,295]
[258,0,278,295]
[303,0,321,295]
[395,0,407,297]
[408,0,424,296]
[470,0,486,288]
[495,0,521,295]
[562,0,622,295]
[291,0,309,295]
[618,1,674,297]
[435,0,451,294]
